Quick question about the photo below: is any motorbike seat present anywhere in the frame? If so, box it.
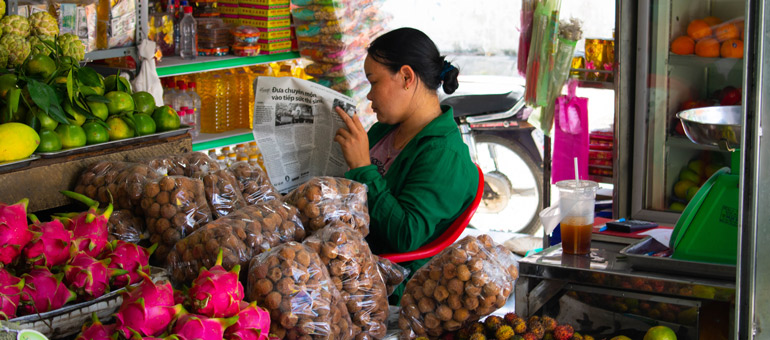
[442,91,522,118]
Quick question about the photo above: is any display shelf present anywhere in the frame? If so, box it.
[666,135,730,152]
[577,80,614,90]
[192,129,254,151]
[668,54,742,69]
[156,52,300,77]
[590,175,613,183]
[85,47,137,62]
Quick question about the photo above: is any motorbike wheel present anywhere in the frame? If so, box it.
[470,133,543,235]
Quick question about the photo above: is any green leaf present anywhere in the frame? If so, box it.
[89,119,110,129]
[67,69,74,102]
[8,88,21,114]
[77,67,102,87]
[48,105,69,125]
[26,79,52,114]
[73,97,98,120]
[122,113,136,130]
[86,95,110,103]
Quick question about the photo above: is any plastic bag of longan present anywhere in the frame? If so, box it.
[140,176,213,265]
[284,177,370,237]
[107,209,147,243]
[228,161,282,205]
[142,155,190,176]
[247,241,354,340]
[182,152,221,178]
[197,168,248,219]
[397,235,520,339]
[303,226,389,339]
[167,201,307,283]
[73,161,161,214]
[374,255,410,297]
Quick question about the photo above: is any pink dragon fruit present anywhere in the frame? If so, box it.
[19,267,77,315]
[224,301,270,340]
[126,329,181,340]
[189,250,244,318]
[106,241,156,288]
[64,252,124,300]
[173,311,238,340]
[75,312,116,340]
[115,273,183,337]
[58,191,113,258]
[23,216,73,268]
[0,199,34,266]
[0,268,24,320]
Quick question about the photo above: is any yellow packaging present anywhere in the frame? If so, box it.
[257,28,290,41]
[218,5,239,15]
[240,16,290,29]
[259,39,291,51]
[237,0,289,6]
[238,6,289,18]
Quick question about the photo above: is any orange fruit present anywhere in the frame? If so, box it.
[735,19,745,40]
[671,36,695,55]
[695,38,721,57]
[687,19,713,40]
[720,39,744,58]
[703,16,722,27]
[714,23,740,42]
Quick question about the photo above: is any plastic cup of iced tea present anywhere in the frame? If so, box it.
[556,180,599,255]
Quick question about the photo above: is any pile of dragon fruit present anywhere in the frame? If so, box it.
[0,193,154,320]
[74,250,270,340]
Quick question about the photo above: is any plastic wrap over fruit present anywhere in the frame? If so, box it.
[303,226,389,339]
[183,152,221,178]
[73,161,162,215]
[142,155,190,177]
[246,242,353,340]
[397,235,519,339]
[167,201,306,283]
[374,255,409,297]
[284,177,369,237]
[198,168,248,219]
[228,161,282,205]
[107,209,147,243]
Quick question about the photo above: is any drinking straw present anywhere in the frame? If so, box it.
[574,157,580,186]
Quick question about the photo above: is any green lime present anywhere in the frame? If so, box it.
[25,54,57,79]
[106,116,135,140]
[105,91,135,115]
[36,110,59,131]
[104,75,132,94]
[152,105,181,132]
[36,129,62,152]
[643,325,677,340]
[55,124,87,149]
[63,102,86,126]
[0,73,18,99]
[87,101,109,121]
[133,113,157,136]
[82,121,110,144]
[132,91,156,115]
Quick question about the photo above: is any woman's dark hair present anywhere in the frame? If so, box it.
[367,27,459,94]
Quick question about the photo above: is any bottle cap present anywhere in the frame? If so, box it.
[238,157,248,162]
[217,155,226,160]
[228,152,237,157]
[180,106,188,112]
[249,154,259,160]
[188,82,196,89]
[183,6,192,13]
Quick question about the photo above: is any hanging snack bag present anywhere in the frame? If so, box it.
[304,226,389,339]
[398,235,519,339]
[228,161,282,205]
[167,201,306,283]
[246,242,354,340]
[140,176,212,264]
[283,177,369,237]
[73,161,161,214]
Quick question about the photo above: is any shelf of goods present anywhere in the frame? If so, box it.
[156,52,300,77]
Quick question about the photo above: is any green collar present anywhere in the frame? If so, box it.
[369,105,456,146]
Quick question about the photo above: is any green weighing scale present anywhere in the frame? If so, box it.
[671,106,742,265]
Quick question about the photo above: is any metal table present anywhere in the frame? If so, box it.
[515,241,735,339]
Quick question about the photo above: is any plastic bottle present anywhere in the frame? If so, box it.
[173,81,193,113]
[227,152,237,167]
[216,155,227,168]
[163,79,177,106]
[230,68,250,129]
[187,82,203,135]
[207,149,218,159]
[248,141,258,156]
[248,154,260,167]
[179,6,197,59]
[215,71,232,132]
[237,156,248,163]
[198,72,215,133]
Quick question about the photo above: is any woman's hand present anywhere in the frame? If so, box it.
[334,106,371,169]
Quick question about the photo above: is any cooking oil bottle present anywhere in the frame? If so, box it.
[214,70,232,132]
[198,71,216,133]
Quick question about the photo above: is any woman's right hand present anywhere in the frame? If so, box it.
[334,106,371,169]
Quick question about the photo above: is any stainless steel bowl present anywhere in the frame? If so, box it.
[676,105,742,150]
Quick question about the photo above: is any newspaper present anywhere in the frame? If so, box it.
[252,76,358,193]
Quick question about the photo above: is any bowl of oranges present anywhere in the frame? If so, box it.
[671,16,744,59]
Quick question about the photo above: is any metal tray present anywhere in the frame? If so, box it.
[0,154,40,173]
[619,236,736,280]
[36,125,192,159]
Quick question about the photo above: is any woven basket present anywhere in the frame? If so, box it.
[7,267,168,339]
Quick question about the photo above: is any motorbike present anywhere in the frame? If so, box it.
[440,77,543,234]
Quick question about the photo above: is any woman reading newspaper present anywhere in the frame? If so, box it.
[334,27,479,303]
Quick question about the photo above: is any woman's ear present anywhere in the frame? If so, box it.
[400,65,416,90]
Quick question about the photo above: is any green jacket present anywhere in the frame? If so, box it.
[345,105,478,302]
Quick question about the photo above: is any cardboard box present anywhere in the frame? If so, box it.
[238,4,290,17]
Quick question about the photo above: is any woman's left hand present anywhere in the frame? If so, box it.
[334,106,371,169]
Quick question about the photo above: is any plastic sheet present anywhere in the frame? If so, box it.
[304,226,389,339]
[374,255,409,297]
[397,235,519,339]
[229,161,282,205]
[73,161,161,215]
[200,169,248,219]
[284,177,369,237]
[107,209,147,243]
[246,242,354,340]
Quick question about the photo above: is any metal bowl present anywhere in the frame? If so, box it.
[676,105,742,150]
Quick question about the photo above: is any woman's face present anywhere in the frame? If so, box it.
[364,55,409,125]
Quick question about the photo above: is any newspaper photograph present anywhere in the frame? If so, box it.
[252,76,358,193]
